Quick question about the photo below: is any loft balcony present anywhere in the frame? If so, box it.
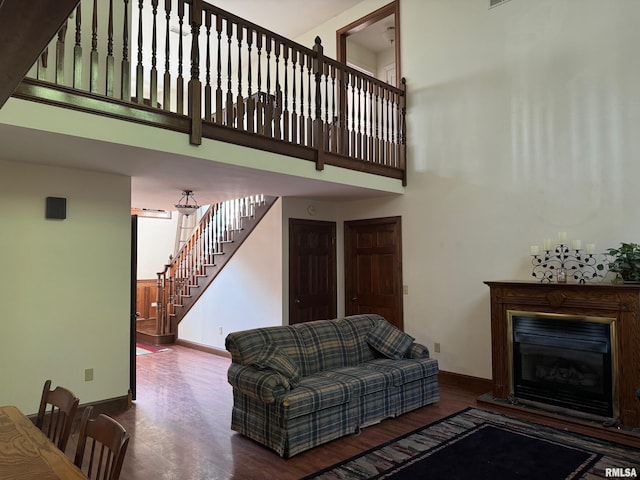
[4,0,407,190]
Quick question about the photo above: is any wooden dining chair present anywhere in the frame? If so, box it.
[74,406,130,480]
[36,379,80,451]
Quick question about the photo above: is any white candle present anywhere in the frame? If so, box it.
[530,245,539,255]
[586,243,595,254]
[543,238,552,250]
[572,240,582,250]
[558,231,567,243]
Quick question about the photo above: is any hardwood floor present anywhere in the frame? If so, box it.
[88,344,637,480]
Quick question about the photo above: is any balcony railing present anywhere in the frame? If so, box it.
[15,0,406,184]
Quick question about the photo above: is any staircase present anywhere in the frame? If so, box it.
[136,194,278,345]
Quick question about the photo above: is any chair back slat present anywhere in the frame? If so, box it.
[36,379,79,451]
[74,406,130,480]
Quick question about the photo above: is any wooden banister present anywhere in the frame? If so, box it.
[14,0,406,184]
[148,195,276,342]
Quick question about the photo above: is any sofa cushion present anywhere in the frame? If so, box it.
[318,366,391,396]
[252,343,302,388]
[278,376,351,419]
[362,357,440,386]
[366,320,415,359]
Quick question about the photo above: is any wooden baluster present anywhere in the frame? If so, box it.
[55,21,67,86]
[135,0,144,102]
[256,33,263,134]
[323,62,329,152]
[163,0,171,110]
[38,47,48,81]
[399,78,407,185]
[264,35,273,138]
[105,0,114,96]
[383,88,389,165]
[149,0,158,106]
[330,64,336,153]
[356,76,362,160]
[312,37,323,170]
[225,18,233,127]
[350,73,356,157]
[236,24,245,131]
[120,0,130,101]
[374,83,380,162]
[282,44,289,142]
[214,14,222,123]
[204,12,212,119]
[291,50,298,143]
[299,52,305,145]
[246,28,254,133]
[390,90,397,167]
[368,80,374,162]
[176,0,185,114]
[73,5,82,89]
[273,40,282,140]
[340,68,348,156]
[188,0,202,144]
[90,0,99,93]
[306,52,313,148]
[363,78,368,161]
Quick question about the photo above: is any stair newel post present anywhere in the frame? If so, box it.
[312,36,325,171]
[156,271,163,336]
[188,0,202,145]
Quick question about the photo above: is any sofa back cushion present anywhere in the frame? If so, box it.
[292,314,381,375]
[225,314,390,376]
[225,325,306,369]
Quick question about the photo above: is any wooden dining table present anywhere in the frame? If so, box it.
[0,405,87,479]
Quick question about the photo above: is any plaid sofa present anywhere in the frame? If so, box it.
[225,314,440,457]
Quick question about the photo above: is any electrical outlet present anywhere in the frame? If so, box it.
[84,368,94,382]
[434,342,441,353]
[219,326,223,335]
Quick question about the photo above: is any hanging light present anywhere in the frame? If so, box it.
[174,190,200,216]
[381,26,395,45]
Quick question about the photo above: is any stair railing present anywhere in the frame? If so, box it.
[155,194,266,336]
[19,0,406,185]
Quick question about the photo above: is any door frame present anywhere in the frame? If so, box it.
[336,1,401,87]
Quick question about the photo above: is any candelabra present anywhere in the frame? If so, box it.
[531,243,601,283]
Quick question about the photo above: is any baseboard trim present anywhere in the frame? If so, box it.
[175,338,231,358]
[438,370,492,393]
[26,394,130,422]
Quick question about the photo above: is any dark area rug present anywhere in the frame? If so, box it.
[302,408,640,480]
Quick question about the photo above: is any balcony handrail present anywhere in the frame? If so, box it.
[17,0,406,185]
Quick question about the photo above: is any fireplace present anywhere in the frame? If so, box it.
[508,311,618,419]
[485,281,640,428]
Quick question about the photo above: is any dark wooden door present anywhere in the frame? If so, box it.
[289,219,337,324]
[344,216,403,329]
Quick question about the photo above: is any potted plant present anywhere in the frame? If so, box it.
[599,242,640,282]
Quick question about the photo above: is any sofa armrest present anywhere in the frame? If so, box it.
[227,363,290,404]
[405,342,430,359]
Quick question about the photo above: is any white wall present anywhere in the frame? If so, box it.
[178,200,283,349]
[136,214,178,279]
[293,0,640,380]
[0,160,131,413]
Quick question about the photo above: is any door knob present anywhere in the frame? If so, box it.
[294,298,301,304]
[351,297,358,301]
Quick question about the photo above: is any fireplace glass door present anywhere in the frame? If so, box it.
[510,313,615,418]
